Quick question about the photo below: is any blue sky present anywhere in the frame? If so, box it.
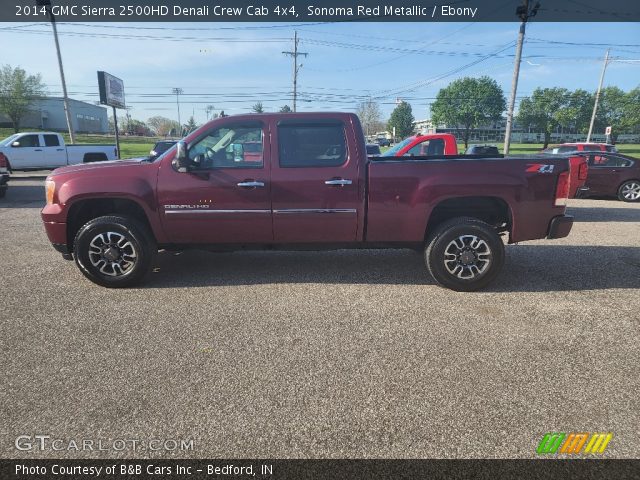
[1,21,638,124]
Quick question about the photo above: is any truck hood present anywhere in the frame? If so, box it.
[50,157,149,176]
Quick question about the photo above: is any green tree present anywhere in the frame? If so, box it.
[622,87,640,135]
[252,102,264,113]
[595,86,637,141]
[431,76,506,148]
[279,104,292,113]
[387,101,415,140]
[0,65,46,132]
[517,87,571,148]
[184,116,198,133]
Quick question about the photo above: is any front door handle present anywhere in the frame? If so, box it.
[35,149,43,152]
[237,180,265,188]
[325,178,352,186]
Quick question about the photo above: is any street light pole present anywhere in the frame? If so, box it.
[39,1,75,144]
[586,49,610,143]
[172,87,183,135]
[503,0,539,155]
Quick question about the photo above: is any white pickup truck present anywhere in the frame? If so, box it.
[0,132,117,170]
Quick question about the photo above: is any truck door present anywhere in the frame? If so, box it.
[8,134,43,169]
[156,120,272,244]
[270,119,361,243]
[42,134,67,167]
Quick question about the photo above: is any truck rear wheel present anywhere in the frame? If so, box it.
[425,217,504,292]
[73,215,155,288]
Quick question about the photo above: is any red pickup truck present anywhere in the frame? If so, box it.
[382,133,458,157]
[41,113,573,291]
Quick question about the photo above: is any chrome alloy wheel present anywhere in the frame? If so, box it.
[443,235,492,279]
[88,232,138,277]
[621,182,640,201]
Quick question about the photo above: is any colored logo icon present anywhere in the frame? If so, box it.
[537,433,612,454]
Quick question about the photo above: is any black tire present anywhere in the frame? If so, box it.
[425,217,505,292]
[617,180,640,202]
[83,153,108,163]
[73,215,155,288]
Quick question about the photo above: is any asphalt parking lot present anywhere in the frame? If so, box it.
[1,173,639,459]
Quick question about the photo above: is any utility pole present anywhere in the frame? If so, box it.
[587,49,610,143]
[282,31,308,112]
[38,0,75,144]
[503,0,539,155]
[172,87,183,135]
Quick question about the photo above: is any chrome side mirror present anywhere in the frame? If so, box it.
[173,141,189,172]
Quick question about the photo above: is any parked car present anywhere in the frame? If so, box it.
[465,144,500,155]
[42,112,573,291]
[366,144,381,156]
[149,140,177,160]
[576,152,640,202]
[0,152,9,198]
[0,132,117,170]
[375,137,391,147]
[382,133,458,157]
[542,143,617,155]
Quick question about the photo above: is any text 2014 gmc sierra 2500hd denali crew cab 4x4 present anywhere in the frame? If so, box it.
[41,113,574,291]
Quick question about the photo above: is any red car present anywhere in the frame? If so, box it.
[41,112,573,291]
[543,143,618,154]
[382,133,458,157]
[577,152,640,202]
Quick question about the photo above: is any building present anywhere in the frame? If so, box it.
[0,97,108,134]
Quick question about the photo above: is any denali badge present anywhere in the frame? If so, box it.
[164,204,211,210]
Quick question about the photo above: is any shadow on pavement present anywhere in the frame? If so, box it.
[143,245,640,292]
[0,184,44,208]
[569,205,640,222]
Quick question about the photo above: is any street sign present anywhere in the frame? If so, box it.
[605,126,612,135]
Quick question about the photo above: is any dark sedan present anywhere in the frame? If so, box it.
[578,152,640,202]
[150,140,177,160]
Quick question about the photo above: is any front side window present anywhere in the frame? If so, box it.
[16,134,40,148]
[188,123,263,169]
[278,124,347,167]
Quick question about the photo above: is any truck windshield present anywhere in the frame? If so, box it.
[381,137,413,156]
[0,134,20,147]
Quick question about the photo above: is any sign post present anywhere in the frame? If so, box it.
[98,71,126,159]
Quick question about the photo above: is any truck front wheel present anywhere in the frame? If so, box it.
[425,217,505,292]
[73,215,155,288]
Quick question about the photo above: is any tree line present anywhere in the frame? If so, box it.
[360,77,639,148]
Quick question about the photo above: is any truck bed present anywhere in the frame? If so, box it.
[366,155,570,244]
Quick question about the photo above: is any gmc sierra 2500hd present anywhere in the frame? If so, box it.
[41,112,574,291]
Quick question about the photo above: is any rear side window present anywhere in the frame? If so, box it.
[582,145,601,151]
[43,134,60,147]
[556,146,575,154]
[278,124,347,167]
[407,138,445,156]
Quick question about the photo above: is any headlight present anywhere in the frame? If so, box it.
[45,179,55,205]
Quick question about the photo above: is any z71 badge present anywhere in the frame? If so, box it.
[526,163,555,173]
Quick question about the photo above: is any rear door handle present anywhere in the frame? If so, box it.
[35,149,42,151]
[237,180,265,188]
[324,178,352,186]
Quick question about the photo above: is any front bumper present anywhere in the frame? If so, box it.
[547,215,574,239]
